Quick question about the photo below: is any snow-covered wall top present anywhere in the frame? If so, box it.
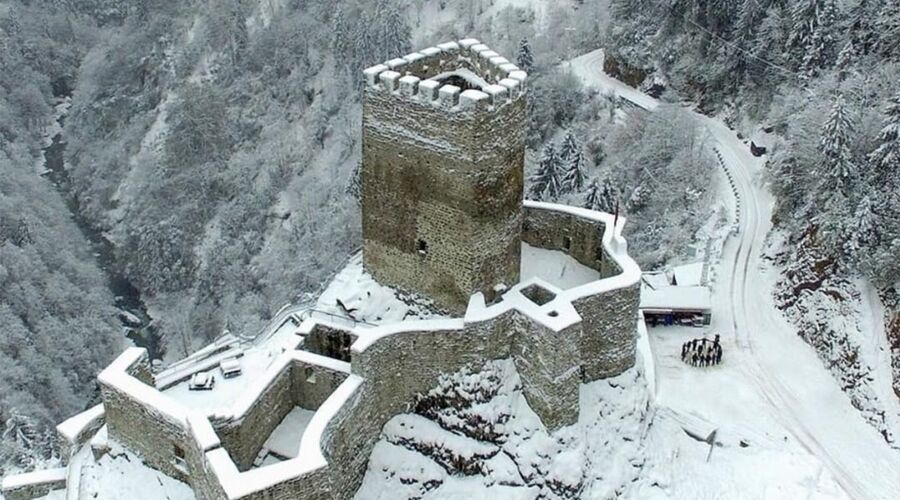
[79,203,640,500]
[363,38,527,112]
[353,201,641,351]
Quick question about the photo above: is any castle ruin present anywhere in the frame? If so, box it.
[2,39,643,500]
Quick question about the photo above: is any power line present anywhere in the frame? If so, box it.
[682,16,801,81]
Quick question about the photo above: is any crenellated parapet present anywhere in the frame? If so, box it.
[362,38,527,111]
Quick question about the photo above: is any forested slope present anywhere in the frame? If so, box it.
[605,0,900,422]
[0,2,122,473]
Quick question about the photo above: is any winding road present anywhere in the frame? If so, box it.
[569,49,900,499]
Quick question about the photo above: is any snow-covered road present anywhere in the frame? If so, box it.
[569,49,900,499]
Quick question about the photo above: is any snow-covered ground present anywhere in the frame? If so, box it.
[356,359,653,499]
[568,48,900,499]
[262,406,315,460]
[520,243,600,289]
[314,254,444,324]
[77,440,193,500]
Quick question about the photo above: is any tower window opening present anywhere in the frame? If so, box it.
[417,239,428,255]
[563,236,572,252]
[173,444,187,471]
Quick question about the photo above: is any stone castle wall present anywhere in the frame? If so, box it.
[214,358,349,472]
[574,284,640,380]
[321,308,586,499]
[90,202,640,500]
[361,40,527,313]
[522,204,620,278]
[520,204,638,381]
[99,352,194,484]
[216,368,294,471]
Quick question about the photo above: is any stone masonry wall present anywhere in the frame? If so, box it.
[100,355,193,484]
[362,42,526,314]
[215,360,350,472]
[2,475,66,500]
[216,368,294,471]
[574,283,641,381]
[509,316,582,430]
[291,360,349,410]
[303,324,358,363]
[319,309,586,499]
[522,205,619,278]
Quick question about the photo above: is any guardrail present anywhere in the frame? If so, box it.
[713,147,741,234]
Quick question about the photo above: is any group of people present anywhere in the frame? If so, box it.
[681,334,722,367]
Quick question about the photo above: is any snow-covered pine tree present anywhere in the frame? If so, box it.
[528,143,563,201]
[583,175,617,213]
[845,194,877,261]
[835,40,855,80]
[787,0,839,76]
[722,0,762,86]
[227,1,248,66]
[517,37,534,73]
[375,0,412,62]
[559,132,586,193]
[332,6,352,63]
[867,91,900,231]
[846,0,879,56]
[346,160,362,204]
[583,177,601,210]
[869,91,900,181]
[874,0,900,60]
[749,5,790,87]
[332,6,357,86]
[819,94,856,194]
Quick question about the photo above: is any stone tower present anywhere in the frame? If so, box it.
[361,39,528,313]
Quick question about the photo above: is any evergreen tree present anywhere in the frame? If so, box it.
[846,194,877,260]
[819,94,856,194]
[227,1,248,66]
[720,0,762,87]
[846,0,879,56]
[374,0,411,62]
[868,91,900,192]
[835,40,855,80]
[583,175,617,213]
[346,160,362,205]
[748,5,790,88]
[559,132,586,193]
[874,0,900,60]
[528,143,563,201]
[517,37,534,73]
[332,7,353,63]
[787,0,839,76]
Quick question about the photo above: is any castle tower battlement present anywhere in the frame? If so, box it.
[361,39,528,313]
[362,39,527,111]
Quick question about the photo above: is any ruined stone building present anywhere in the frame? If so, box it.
[2,39,642,500]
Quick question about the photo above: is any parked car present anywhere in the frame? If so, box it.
[189,372,215,390]
[220,358,242,379]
